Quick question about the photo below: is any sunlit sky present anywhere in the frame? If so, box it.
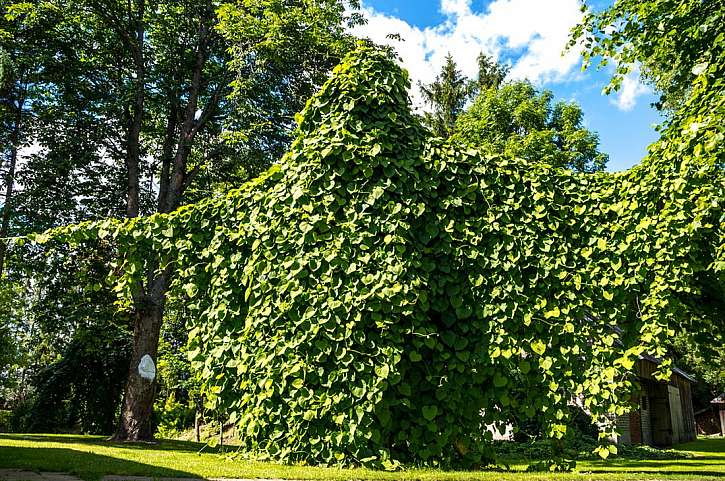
[351,0,663,171]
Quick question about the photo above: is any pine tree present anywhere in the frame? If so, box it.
[419,54,473,138]
[472,52,509,93]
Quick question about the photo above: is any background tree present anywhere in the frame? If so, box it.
[671,334,725,412]
[471,52,508,94]
[0,13,37,276]
[418,53,508,139]
[3,0,362,440]
[454,81,608,172]
[9,243,132,434]
[418,53,473,138]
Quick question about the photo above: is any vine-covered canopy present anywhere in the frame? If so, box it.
[28,44,723,466]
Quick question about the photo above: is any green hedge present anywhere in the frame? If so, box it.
[33,44,724,468]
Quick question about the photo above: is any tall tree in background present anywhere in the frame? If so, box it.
[4,0,362,440]
[454,82,608,172]
[0,11,40,276]
[419,52,509,139]
[1,8,131,427]
[419,54,473,138]
[471,52,508,94]
[419,52,606,172]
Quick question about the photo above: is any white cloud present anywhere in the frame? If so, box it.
[440,0,472,17]
[351,0,584,108]
[610,65,651,111]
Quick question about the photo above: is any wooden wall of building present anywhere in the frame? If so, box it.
[624,359,697,447]
[675,375,697,443]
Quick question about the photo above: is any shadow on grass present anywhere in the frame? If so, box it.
[0,446,200,481]
[0,433,233,455]
[587,470,725,478]
[0,434,108,445]
[594,460,725,468]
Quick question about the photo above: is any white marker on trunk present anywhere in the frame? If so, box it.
[138,354,156,381]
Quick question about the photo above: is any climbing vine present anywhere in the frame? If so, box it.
[22,43,724,467]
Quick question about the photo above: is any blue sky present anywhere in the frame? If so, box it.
[352,0,663,171]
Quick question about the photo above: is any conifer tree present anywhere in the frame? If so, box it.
[419,53,473,138]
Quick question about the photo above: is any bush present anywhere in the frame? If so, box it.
[155,394,196,438]
[0,409,11,432]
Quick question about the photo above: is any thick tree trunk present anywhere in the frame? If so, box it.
[113,278,167,441]
[113,0,155,442]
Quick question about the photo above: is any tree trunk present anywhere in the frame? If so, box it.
[0,102,22,277]
[157,100,179,213]
[122,0,146,220]
[112,0,155,442]
[113,1,221,441]
[194,409,201,443]
[112,281,166,441]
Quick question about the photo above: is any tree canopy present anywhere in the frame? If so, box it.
[571,0,724,112]
[29,43,723,467]
[419,53,472,138]
[454,81,608,172]
[418,53,508,139]
[418,54,606,173]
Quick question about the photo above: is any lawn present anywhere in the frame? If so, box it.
[0,434,723,481]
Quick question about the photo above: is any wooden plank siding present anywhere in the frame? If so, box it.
[617,358,697,447]
[676,376,697,443]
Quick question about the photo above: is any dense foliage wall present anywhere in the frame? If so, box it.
[30,44,724,466]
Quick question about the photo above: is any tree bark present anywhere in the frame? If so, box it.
[112,273,168,441]
[164,20,209,212]
[0,101,22,277]
[113,0,156,442]
[157,99,179,213]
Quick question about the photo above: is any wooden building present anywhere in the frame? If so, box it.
[712,393,725,436]
[617,355,697,447]
[696,403,724,436]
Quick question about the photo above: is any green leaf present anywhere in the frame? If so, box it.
[422,405,438,421]
[519,360,531,374]
[531,340,546,356]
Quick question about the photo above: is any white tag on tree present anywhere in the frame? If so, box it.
[138,354,156,380]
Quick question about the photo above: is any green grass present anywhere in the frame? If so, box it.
[0,434,723,481]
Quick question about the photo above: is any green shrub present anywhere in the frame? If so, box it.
[0,409,11,432]
[155,394,195,438]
